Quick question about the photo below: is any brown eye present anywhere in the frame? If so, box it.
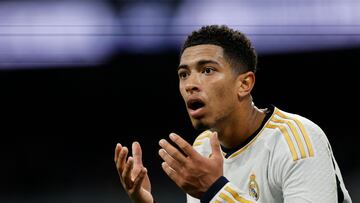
[203,67,214,75]
[178,71,189,79]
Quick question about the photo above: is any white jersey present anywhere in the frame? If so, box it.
[187,106,351,203]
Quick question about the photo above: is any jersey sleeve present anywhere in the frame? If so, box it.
[269,115,346,203]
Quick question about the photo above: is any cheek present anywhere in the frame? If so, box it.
[216,81,231,97]
[179,84,185,99]
[213,82,237,107]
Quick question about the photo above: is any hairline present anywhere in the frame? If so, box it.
[180,43,248,75]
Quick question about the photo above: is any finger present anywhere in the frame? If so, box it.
[132,167,147,192]
[210,132,222,159]
[117,147,128,173]
[169,133,197,157]
[158,148,181,172]
[161,162,181,186]
[122,156,134,189]
[159,139,187,164]
[114,143,122,163]
[132,142,143,166]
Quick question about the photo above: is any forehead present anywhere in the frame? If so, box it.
[180,44,227,66]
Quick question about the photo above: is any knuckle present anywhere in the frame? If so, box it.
[166,167,173,175]
[168,151,178,160]
[181,145,188,151]
[166,159,173,167]
[166,151,177,160]
[183,144,193,152]
[162,150,169,159]
[180,142,188,149]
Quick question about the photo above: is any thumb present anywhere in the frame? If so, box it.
[210,132,222,159]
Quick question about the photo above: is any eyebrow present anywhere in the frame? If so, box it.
[177,59,220,71]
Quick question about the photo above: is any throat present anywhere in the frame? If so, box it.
[218,106,268,149]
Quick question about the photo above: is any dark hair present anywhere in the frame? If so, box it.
[181,25,257,74]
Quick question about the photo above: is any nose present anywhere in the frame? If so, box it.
[184,73,201,94]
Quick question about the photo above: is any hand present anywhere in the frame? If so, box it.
[114,142,153,203]
[158,132,223,198]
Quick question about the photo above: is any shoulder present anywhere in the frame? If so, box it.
[192,130,213,146]
[266,108,335,183]
[266,108,340,201]
[276,108,326,139]
[264,107,329,161]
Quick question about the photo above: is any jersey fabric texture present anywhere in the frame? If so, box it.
[187,106,351,203]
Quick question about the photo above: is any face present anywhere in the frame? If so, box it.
[178,44,240,130]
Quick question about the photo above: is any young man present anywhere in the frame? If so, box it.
[114,25,352,203]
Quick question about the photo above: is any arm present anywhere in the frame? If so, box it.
[159,132,256,203]
[114,142,153,203]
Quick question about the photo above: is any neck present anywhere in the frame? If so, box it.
[213,99,266,149]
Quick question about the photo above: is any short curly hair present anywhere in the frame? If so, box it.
[181,25,257,74]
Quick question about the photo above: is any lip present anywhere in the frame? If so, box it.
[187,97,206,119]
[189,107,205,118]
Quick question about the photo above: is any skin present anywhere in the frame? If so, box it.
[177,44,265,148]
[114,142,153,203]
[114,44,266,202]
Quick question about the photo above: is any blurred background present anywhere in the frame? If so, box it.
[0,0,359,202]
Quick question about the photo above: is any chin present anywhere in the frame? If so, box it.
[192,119,211,130]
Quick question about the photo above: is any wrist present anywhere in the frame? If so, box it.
[200,176,229,203]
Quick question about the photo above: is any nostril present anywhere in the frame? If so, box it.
[186,85,199,92]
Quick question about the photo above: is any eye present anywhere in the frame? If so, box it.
[178,70,189,79]
[202,67,215,75]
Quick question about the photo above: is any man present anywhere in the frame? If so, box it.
[114,25,352,203]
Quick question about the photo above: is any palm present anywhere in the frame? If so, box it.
[115,142,154,203]
[129,144,153,203]
[132,163,151,192]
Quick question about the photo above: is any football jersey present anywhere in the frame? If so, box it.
[187,106,351,203]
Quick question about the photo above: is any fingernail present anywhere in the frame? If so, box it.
[159,139,165,146]
[169,133,175,139]
[159,149,164,155]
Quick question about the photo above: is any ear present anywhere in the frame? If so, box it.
[236,71,255,98]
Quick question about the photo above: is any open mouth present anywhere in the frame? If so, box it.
[187,99,205,111]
